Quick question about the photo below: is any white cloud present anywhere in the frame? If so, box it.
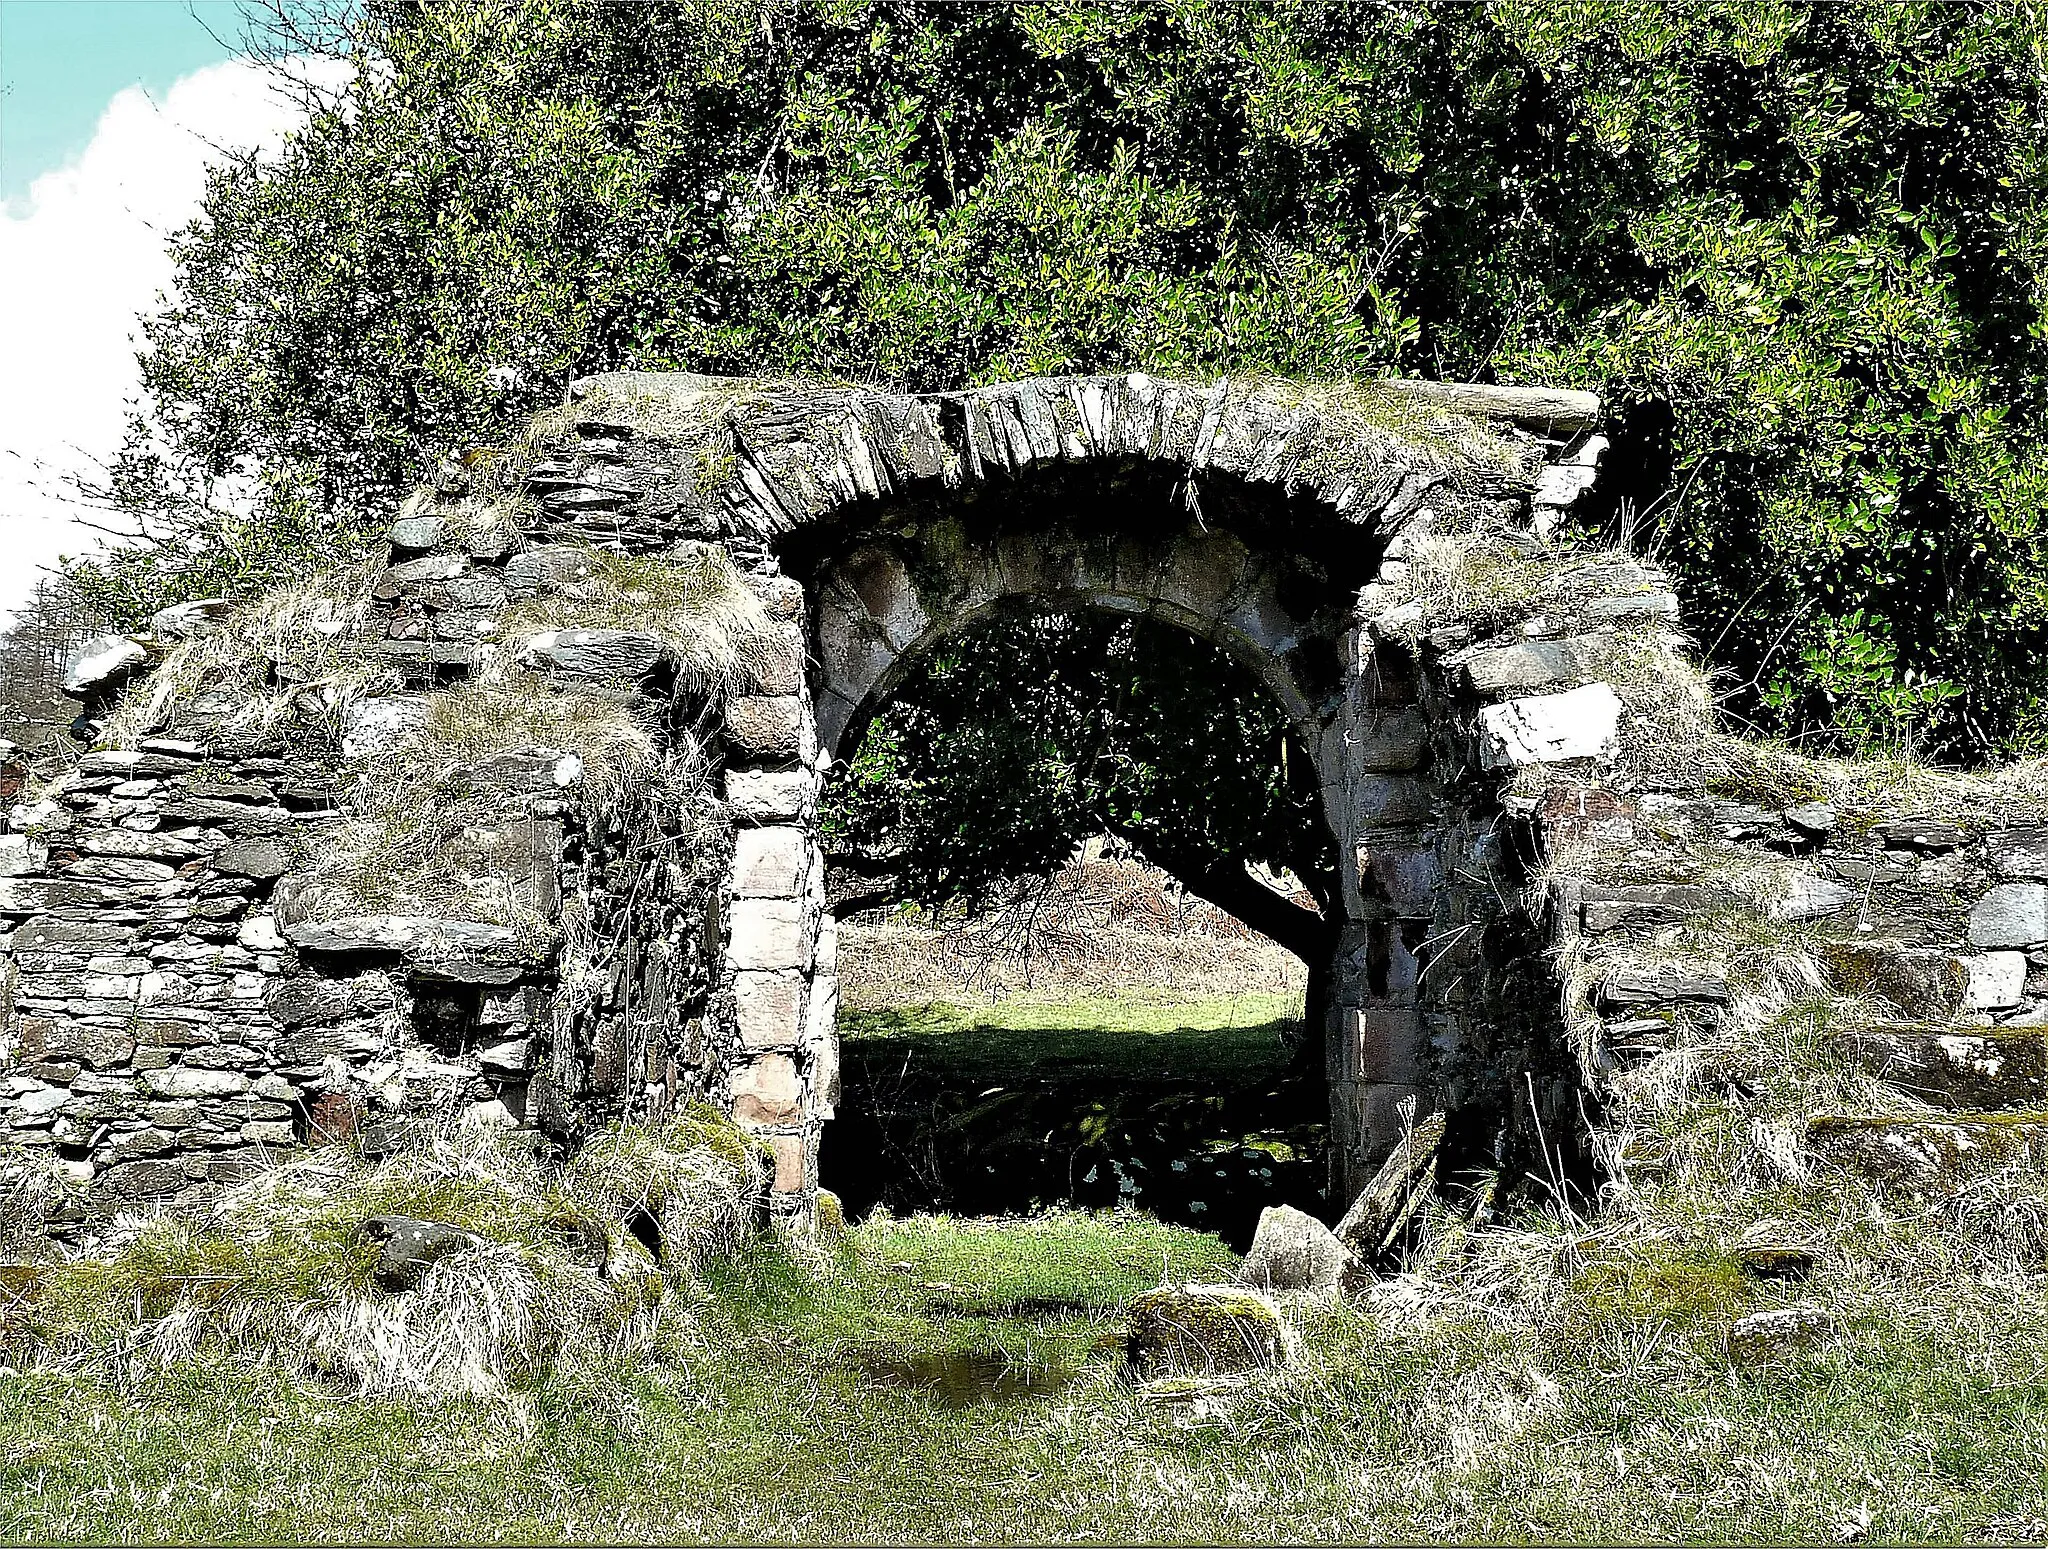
[0,55,351,628]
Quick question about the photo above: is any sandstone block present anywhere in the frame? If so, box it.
[1335,1006,1426,1083]
[727,899,807,972]
[1782,802,1838,837]
[107,1127,178,1160]
[731,1053,802,1125]
[763,1131,810,1194]
[731,826,809,897]
[734,970,804,1049]
[1581,884,1729,933]
[747,629,806,695]
[1876,817,1967,852]
[384,552,469,586]
[183,1044,264,1071]
[237,915,284,951]
[1351,776,1436,828]
[726,695,810,763]
[726,769,813,823]
[463,1035,522,1074]
[1835,1025,2047,1109]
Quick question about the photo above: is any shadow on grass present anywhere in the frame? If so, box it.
[827,996,1325,1251]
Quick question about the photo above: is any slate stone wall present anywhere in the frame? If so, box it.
[10,370,2037,1233]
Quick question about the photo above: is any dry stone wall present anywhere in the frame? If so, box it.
[6,369,2042,1235]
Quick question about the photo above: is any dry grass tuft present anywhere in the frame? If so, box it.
[101,563,393,753]
[11,1112,762,1402]
[500,542,777,699]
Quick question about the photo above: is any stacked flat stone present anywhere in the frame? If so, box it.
[1,742,324,1209]
[27,367,2029,1232]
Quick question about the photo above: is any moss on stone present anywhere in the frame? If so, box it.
[1124,1283,1285,1378]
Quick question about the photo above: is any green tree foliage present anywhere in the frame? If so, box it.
[823,610,1334,961]
[79,0,2048,760]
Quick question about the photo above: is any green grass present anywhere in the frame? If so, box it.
[6,1204,2048,1543]
[840,991,1301,1083]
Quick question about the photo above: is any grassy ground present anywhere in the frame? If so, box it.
[4,1206,2048,1544]
[838,988,1302,1082]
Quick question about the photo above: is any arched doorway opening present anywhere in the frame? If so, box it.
[813,604,1342,1247]
[772,446,1434,1220]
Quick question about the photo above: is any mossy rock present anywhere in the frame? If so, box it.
[1736,1245,1817,1282]
[1816,942,1968,1020]
[1808,1112,2048,1195]
[1830,1024,2048,1111]
[1124,1284,1285,1379]
[814,1188,846,1244]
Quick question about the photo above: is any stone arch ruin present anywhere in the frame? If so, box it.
[7,372,2046,1233]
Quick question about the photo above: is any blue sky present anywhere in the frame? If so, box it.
[0,0,341,624]
[1,0,243,204]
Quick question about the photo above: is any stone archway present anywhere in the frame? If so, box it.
[663,371,1614,1211]
[7,370,1676,1228]
[16,371,2045,1242]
